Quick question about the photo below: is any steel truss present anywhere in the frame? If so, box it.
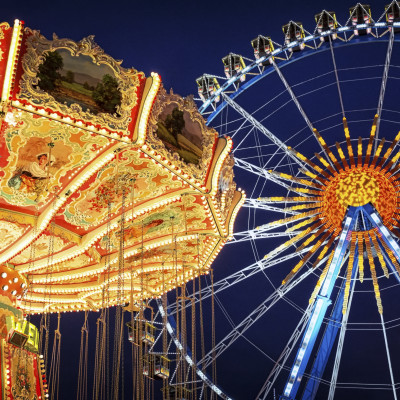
[258,204,400,400]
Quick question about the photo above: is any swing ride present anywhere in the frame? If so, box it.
[0,19,243,400]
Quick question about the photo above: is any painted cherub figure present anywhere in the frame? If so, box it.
[8,152,55,201]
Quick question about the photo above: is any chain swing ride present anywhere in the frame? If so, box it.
[0,17,244,400]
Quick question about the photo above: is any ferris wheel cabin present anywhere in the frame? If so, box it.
[349,3,372,35]
[282,21,305,51]
[315,10,338,41]
[251,35,274,65]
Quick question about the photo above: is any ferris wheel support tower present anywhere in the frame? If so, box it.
[278,204,400,400]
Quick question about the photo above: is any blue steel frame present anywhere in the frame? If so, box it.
[156,298,233,400]
[279,203,400,400]
[200,23,400,121]
[301,247,358,399]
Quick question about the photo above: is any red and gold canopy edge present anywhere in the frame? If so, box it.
[0,20,245,313]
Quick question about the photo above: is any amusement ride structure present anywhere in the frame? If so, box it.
[194,2,400,399]
[0,17,243,400]
[2,2,400,400]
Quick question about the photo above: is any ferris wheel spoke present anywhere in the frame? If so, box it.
[234,158,308,196]
[256,303,314,400]
[221,92,309,171]
[168,244,324,316]
[272,61,314,133]
[156,298,233,400]
[228,228,303,244]
[243,198,299,215]
[271,61,335,169]
[375,28,395,148]
[329,36,345,119]
[201,259,323,370]
[380,313,398,400]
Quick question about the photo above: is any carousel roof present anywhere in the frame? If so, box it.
[0,20,244,313]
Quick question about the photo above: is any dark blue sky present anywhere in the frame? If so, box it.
[3,1,400,399]
[2,0,390,96]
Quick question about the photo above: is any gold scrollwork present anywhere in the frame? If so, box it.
[18,29,145,133]
[0,21,10,40]
[0,22,11,61]
[216,154,237,220]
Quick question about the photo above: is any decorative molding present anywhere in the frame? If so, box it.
[18,29,144,133]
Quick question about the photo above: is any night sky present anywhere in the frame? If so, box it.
[2,1,400,399]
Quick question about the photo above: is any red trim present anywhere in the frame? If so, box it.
[10,22,27,102]
[0,23,12,98]
[127,74,146,141]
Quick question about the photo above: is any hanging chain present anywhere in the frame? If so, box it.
[112,181,127,399]
[77,310,89,400]
[49,312,61,400]
[197,235,207,400]
[93,200,112,400]
[21,210,38,384]
[191,276,196,400]
[40,190,56,377]
[137,221,145,400]
[211,269,217,399]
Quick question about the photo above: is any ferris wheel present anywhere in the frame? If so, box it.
[185,2,400,399]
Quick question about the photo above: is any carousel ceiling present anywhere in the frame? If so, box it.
[0,20,244,312]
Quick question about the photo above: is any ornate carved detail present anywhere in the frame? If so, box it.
[215,154,237,220]
[18,29,145,133]
[0,22,11,61]
[147,85,217,181]
[10,346,38,400]
[0,22,10,39]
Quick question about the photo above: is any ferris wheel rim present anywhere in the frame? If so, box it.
[190,8,400,399]
[197,22,400,126]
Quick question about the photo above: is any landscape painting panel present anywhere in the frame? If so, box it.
[37,49,122,115]
[156,104,203,164]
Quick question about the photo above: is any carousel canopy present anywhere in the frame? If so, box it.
[0,20,244,313]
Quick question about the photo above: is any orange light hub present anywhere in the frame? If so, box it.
[322,166,397,231]
[336,170,379,207]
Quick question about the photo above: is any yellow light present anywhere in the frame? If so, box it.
[1,19,22,102]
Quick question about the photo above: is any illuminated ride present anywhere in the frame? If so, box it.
[0,19,244,399]
[195,2,400,399]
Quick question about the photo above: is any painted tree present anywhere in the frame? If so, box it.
[92,74,122,114]
[164,107,185,139]
[37,51,64,91]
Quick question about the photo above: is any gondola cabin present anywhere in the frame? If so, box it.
[251,35,274,64]
[222,54,246,82]
[126,320,156,345]
[143,354,152,377]
[196,75,220,103]
[349,4,372,35]
[315,10,338,41]
[386,2,400,32]
[282,22,305,51]
[154,355,170,379]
